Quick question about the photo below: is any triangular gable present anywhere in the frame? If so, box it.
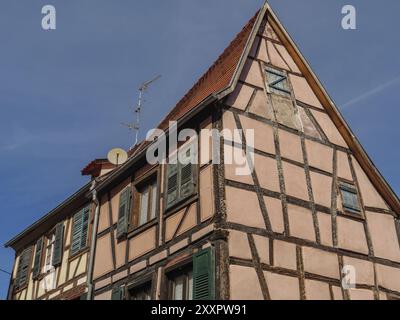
[222,2,399,213]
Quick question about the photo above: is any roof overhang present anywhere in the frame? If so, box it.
[4,182,92,250]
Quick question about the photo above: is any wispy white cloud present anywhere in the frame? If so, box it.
[342,76,400,109]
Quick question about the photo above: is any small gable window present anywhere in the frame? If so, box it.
[339,182,361,214]
[265,66,291,97]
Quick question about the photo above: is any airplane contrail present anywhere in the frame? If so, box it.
[341,76,400,109]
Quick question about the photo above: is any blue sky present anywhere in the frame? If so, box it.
[0,0,399,299]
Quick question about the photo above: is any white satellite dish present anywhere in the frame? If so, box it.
[107,148,128,166]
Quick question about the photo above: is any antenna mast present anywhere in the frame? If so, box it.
[123,75,161,146]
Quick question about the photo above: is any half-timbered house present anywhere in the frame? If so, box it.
[5,2,400,300]
[5,181,95,300]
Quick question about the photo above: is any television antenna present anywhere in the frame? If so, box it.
[122,75,161,146]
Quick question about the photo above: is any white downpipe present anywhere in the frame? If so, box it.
[87,179,100,300]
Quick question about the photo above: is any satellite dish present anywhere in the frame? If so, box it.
[107,148,128,166]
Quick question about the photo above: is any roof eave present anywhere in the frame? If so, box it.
[216,2,269,100]
[4,181,92,250]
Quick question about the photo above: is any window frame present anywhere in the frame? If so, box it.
[44,229,56,271]
[338,180,364,218]
[129,167,160,232]
[137,177,158,227]
[166,263,193,301]
[127,280,153,300]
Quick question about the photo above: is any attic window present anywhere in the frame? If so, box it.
[265,66,291,97]
[339,182,361,214]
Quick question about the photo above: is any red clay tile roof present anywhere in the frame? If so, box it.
[157,11,259,131]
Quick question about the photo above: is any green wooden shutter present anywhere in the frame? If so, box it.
[80,293,88,300]
[71,210,84,255]
[179,143,197,200]
[80,207,90,249]
[166,161,179,209]
[15,247,33,288]
[111,286,124,300]
[193,247,215,300]
[117,188,131,238]
[52,222,64,266]
[32,237,43,278]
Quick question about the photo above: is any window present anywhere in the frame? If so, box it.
[71,207,89,255]
[168,266,193,300]
[129,282,152,300]
[165,141,197,210]
[43,222,64,269]
[15,247,33,289]
[111,286,125,300]
[129,172,159,230]
[339,182,361,214]
[166,248,215,301]
[265,66,291,97]
[45,232,56,270]
[137,179,158,227]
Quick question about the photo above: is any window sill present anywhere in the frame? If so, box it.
[164,194,198,219]
[337,209,365,221]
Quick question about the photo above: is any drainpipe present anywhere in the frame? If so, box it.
[87,178,100,300]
